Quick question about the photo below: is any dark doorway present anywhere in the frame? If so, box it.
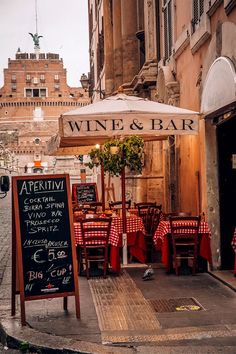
[217,115,236,269]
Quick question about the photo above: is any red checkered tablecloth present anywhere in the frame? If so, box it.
[74,215,145,247]
[153,220,212,268]
[153,220,211,245]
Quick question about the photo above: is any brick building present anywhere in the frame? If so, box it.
[0,48,90,174]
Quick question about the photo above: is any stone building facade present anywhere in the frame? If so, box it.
[0,49,90,174]
[88,0,236,270]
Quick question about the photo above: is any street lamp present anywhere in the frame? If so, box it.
[80,73,90,90]
[80,73,105,99]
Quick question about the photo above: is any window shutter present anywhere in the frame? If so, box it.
[192,0,204,28]
[193,0,199,25]
[199,0,204,17]
[164,9,168,60]
[168,0,172,58]
[163,0,172,61]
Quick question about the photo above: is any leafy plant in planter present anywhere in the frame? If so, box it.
[87,136,144,177]
[87,147,103,169]
[123,135,144,174]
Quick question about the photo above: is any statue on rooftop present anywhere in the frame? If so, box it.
[29,32,43,48]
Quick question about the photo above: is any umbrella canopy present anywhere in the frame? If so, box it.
[48,92,199,152]
[47,92,199,265]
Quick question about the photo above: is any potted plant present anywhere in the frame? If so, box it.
[87,147,103,169]
[123,135,144,174]
[87,135,144,177]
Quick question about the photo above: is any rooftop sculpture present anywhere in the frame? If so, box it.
[29,32,43,49]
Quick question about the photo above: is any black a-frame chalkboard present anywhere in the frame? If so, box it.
[11,174,80,325]
[72,183,98,204]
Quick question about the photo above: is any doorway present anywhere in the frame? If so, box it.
[217,115,236,269]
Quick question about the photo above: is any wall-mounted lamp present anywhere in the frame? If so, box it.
[80,73,105,99]
[80,73,90,90]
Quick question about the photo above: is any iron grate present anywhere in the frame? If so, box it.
[148,297,203,313]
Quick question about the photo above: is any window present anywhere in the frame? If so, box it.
[40,74,45,82]
[192,0,204,32]
[26,89,31,97]
[11,74,16,82]
[26,74,31,82]
[34,138,41,145]
[190,0,210,53]
[33,77,38,84]
[155,0,161,62]
[163,0,173,62]
[33,89,39,97]
[54,84,60,91]
[54,74,59,82]
[40,89,46,97]
[24,88,47,98]
[11,84,16,92]
[97,18,104,78]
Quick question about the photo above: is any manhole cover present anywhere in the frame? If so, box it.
[148,297,203,313]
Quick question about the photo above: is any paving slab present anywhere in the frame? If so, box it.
[1,193,236,353]
[1,269,236,353]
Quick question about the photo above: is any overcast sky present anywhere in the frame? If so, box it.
[0,0,90,87]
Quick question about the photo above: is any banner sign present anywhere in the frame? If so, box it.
[61,113,199,138]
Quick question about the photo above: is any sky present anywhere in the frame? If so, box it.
[0,0,90,87]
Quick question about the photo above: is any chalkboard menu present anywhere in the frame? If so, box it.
[72,183,98,204]
[12,175,79,305]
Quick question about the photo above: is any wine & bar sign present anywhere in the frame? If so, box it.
[61,113,199,139]
[11,174,80,325]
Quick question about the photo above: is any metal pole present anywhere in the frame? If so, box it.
[101,162,105,211]
[121,164,128,265]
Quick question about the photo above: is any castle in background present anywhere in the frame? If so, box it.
[0,34,90,175]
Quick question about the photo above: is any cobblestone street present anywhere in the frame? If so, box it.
[0,192,11,287]
[0,192,37,354]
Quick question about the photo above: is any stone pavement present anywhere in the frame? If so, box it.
[1,193,236,354]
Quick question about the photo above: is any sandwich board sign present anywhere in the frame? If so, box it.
[72,182,98,204]
[11,174,80,325]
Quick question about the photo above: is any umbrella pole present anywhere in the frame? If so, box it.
[101,162,105,211]
[121,165,128,265]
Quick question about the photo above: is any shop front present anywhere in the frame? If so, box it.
[201,56,236,270]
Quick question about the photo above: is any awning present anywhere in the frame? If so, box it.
[47,92,199,153]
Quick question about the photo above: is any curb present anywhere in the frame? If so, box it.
[208,271,236,292]
[0,317,134,354]
[1,315,236,354]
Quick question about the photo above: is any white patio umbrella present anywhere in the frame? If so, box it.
[47,91,199,264]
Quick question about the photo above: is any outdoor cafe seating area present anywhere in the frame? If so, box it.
[72,200,213,278]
